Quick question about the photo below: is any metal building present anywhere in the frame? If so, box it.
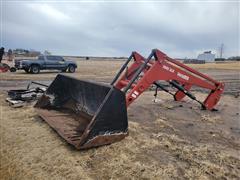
[197,51,215,62]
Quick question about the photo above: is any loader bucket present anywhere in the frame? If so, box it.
[35,74,128,149]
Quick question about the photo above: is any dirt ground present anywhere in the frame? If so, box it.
[0,59,239,179]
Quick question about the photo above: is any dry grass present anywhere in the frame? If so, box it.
[0,57,239,179]
[188,61,240,70]
[0,59,239,81]
[0,91,239,179]
[0,60,125,81]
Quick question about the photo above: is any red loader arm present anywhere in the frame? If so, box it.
[111,49,224,110]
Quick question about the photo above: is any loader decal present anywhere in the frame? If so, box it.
[177,72,189,81]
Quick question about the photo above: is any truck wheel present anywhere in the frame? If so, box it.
[10,67,16,72]
[30,65,40,74]
[68,65,75,73]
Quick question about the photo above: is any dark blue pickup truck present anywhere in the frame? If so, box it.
[15,55,77,74]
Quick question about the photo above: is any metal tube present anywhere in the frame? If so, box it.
[169,81,205,107]
[154,82,174,96]
[166,57,218,84]
[27,81,48,89]
[31,81,49,87]
[110,54,133,85]
[123,52,153,93]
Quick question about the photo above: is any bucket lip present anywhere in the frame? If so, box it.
[54,74,113,89]
[78,131,128,149]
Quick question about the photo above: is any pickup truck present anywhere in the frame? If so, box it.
[15,55,77,74]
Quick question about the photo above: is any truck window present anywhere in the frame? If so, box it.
[47,56,58,61]
[38,56,44,60]
[55,56,64,61]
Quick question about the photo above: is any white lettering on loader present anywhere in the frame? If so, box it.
[177,72,189,80]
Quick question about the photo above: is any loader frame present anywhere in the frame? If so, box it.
[35,49,225,150]
[112,49,224,110]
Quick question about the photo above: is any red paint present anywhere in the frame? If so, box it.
[113,49,224,110]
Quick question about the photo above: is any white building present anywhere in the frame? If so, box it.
[197,51,215,62]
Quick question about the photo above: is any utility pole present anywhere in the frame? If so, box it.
[219,43,224,58]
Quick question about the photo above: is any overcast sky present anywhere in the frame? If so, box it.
[1,1,239,58]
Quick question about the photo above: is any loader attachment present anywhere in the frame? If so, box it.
[35,74,128,149]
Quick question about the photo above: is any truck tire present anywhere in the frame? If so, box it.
[68,65,75,73]
[30,65,40,74]
[10,67,16,72]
